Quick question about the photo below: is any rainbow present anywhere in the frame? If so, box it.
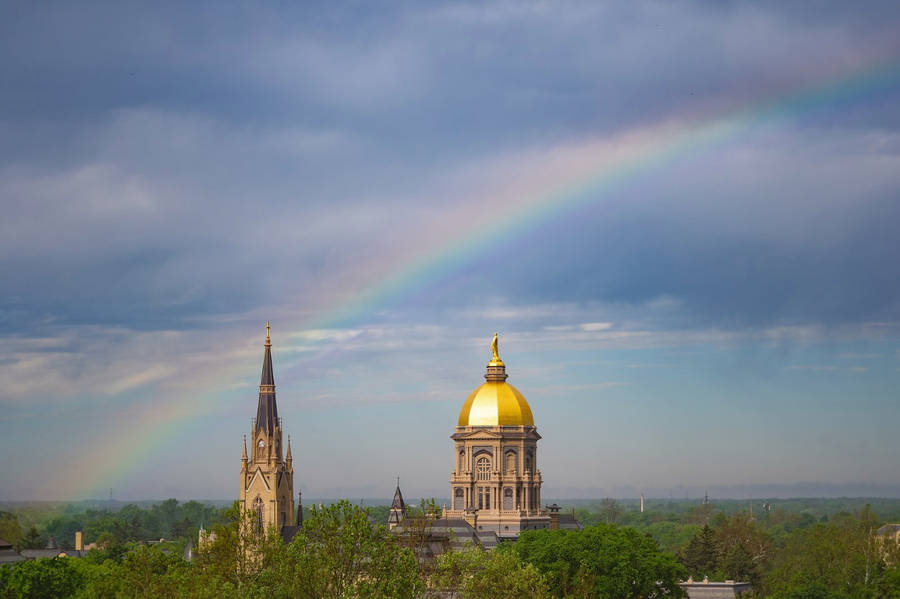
[58,55,900,500]
[319,56,900,330]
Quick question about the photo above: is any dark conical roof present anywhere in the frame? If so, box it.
[391,484,405,510]
[260,337,274,387]
[256,325,278,434]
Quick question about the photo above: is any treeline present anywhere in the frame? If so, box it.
[1,499,899,598]
[0,499,227,550]
[575,499,900,597]
[0,500,686,599]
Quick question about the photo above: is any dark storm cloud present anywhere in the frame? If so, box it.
[0,1,899,335]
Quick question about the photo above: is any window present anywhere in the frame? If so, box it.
[476,456,491,481]
[253,497,264,533]
[454,488,464,510]
[478,487,491,510]
[458,450,465,473]
[503,488,513,510]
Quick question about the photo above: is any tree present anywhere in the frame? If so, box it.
[764,507,895,598]
[683,524,718,577]
[432,547,549,599]
[2,558,83,599]
[714,512,772,585]
[511,524,686,598]
[19,527,43,550]
[0,513,23,549]
[599,498,623,525]
[259,500,423,598]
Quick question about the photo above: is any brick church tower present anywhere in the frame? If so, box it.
[239,324,296,532]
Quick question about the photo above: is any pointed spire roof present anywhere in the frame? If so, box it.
[286,436,292,461]
[256,322,278,433]
[391,477,405,510]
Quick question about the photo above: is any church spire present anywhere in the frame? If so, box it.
[256,322,278,434]
[388,477,406,530]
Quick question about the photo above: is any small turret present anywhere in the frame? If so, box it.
[388,478,406,530]
[286,436,293,471]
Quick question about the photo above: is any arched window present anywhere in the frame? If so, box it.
[506,451,516,474]
[476,456,491,481]
[454,488,464,510]
[503,487,513,510]
[253,497,264,533]
[458,450,465,473]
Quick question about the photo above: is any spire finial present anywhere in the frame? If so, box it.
[266,321,271,344]
[485,332,507,379]
[396,476,400,488]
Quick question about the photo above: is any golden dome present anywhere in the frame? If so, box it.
[457,333,534,427]
[458,381,534,426]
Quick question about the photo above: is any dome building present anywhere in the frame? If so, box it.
[443,334,551,537]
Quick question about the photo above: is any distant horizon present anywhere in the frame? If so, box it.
[5,482,900,505]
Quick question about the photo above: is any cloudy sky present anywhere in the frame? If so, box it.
[1,1,899,501]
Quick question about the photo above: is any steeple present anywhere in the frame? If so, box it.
[286,436,293,471]
[388,477,406,529]
[256,322,278,433]
[241,435,248,465]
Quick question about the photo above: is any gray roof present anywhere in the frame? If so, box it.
[391,485,405,510]
[20,549,83,559]
[256,338,278,434]
[877,524,900,535]
[393,517,501,556]
[281,525,301,544]
[558,513,581,530]
[0,548,25,564]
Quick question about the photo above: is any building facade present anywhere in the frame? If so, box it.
[442,334,550,538]
[239,324,296,533]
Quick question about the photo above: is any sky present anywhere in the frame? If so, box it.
[1,1,899,502]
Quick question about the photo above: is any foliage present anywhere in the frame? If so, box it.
[683,524,718,577]
[0,513,23,549]
[763,506,900,598]
[257,499,423,599]
[0,499,226,550]
[510,523,686,598]
[432,546,549,598]
[0,557,82,599]
[2,498,900,598]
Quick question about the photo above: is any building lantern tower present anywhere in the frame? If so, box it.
[443,334,549,537]
[239,323,295,532]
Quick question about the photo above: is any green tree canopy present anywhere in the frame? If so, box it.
[509,523,686,598]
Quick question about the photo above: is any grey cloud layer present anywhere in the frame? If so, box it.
[1,2,899,348]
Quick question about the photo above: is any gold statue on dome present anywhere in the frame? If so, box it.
[491,333,500,361]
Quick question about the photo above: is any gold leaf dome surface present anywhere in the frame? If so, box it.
[457,381,534,426]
